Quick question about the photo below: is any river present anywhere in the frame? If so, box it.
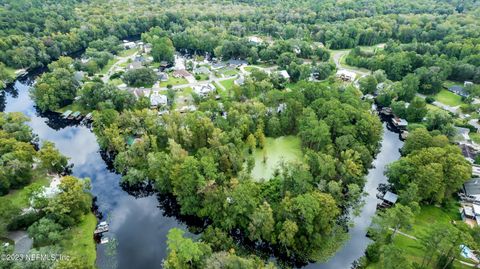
[308,120,404,269]
[0,75,187,268]
[1,73,403,269]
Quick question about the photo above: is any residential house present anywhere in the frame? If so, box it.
[378,191,398,208]
[464,179,480,202]
[123,41,137,49]
[150,92,168,108]
[234,76,245,86]
[127,61,143,70]
[157,72,169,82]
[227,59,247,67]
[278,70,290,81]
[211,62,226,70]
[194,66,210,75]
[193,84,216,97]
[448,85,468,98]
[172,69,192,78]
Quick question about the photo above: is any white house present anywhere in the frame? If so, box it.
[278,70,290,80]
[193,83,216,97]
[123,41,137,49]
[150,92,168,108]
[247,36,263,45]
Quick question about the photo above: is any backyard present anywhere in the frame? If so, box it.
[434,89,464,107]
[244,66,260,72]
[367,203,473,269]
[219,78,236,90]
[159,75,189,87]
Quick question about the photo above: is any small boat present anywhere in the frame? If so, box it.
[94,221,109,235]
[62,110,73,119]
[380,107,392,115]
[100,237,109,244]
[84,113,92,120]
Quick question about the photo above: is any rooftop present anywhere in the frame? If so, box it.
[464,178,480,196]
[383,191,398,204]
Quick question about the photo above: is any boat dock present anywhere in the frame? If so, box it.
[68,111,82,120]
[61,110,73,119]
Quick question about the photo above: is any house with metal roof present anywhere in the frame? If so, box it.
[448,85,468,97]
[464,178,480,202]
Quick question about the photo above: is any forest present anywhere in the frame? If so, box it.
[1,0,480,268]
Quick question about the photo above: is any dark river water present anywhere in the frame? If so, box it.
[1,76,187,269]
[1,73,403,269]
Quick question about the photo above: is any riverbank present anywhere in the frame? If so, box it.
[2,171,97,267]
[1,75,188,269]
[307,119,403,269]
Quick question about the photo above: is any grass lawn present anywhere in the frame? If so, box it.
[434,89,464,107]
[218,68,238,77]
[250,136,302,181]
[195,73,210,81]
[99,58,118,75]
[118,48,137,57]
[60,212,97,267]
[443,80,464,89]
[177,87,193,97]
[110,78,123,86]
[56,103,90,115]
[470,132,480,144]
[219,78,236,90]
[367,203,470,269]
[400,204,461,239]
[4,66,17,78]
[426,104,442,112]
[244,66,259,72]
[159,76,189,87]
[4,171,50,209]
[118,62,128,68]
[149,62,161,69]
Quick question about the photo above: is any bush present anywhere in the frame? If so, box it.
[425,96,435,104]
[8,212,42,230]
[365,242,381,262]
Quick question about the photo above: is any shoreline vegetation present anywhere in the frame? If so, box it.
[0,112,96,268]
[1,0,480,268]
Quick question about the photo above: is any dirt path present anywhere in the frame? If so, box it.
[330,49,370,77]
